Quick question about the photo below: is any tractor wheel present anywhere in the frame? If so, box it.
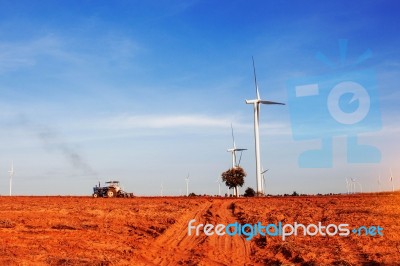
[107,189,116,198]
[93,193,98,198]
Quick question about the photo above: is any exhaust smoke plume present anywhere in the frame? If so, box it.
[17,115,97,177]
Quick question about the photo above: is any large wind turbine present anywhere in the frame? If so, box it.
[246,57,285,194]
[8,161,14,196]
[185,174,189,197]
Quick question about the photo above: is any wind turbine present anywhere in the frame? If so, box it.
[227,124,247,197]
[185,174,189,197]
[378,175,381,192]
[350,178,362,193]
[160,183,163,197]
[246,57,285,194]
[350,178,356,194]
[216,178,221,196]
[8,161,14,196]
[345,178,350,194]
[390,168,394,192]
[261,167,269,195]
[227,124,247,168]
[357,181,363,193]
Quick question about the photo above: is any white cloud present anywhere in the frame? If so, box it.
[0,35,82,73]
[101,114,234,129]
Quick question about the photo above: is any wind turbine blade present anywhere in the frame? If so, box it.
[260,100,285,105]
[231,123,236,149]
[238,151,243,166]
[261,169,269,174]
[252,56,260,100]
[235,148,247,151]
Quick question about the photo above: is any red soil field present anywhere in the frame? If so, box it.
[0,193,399,265]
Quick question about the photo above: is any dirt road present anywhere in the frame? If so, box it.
[137,199,251,265]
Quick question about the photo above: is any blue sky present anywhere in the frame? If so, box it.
[0,0,398,195]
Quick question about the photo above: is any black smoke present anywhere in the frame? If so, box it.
[16,115,97,177]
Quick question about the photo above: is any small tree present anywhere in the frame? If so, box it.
[244,187,256,197]
[221,167,246,197]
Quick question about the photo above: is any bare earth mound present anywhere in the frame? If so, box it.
[0,193,399,265]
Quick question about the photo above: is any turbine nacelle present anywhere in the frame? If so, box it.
[227,148,247,152]
[245,99,285,105]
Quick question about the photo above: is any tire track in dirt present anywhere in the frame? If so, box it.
[136,199,251,265]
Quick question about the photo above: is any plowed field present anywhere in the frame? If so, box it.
[0,193,399,265]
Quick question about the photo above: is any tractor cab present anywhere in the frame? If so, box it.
[105,181,120,187]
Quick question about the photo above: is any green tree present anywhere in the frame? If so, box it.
[244,187,256,197]
[221,167,246,197]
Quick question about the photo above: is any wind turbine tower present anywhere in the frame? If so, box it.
[8,161,14,196]
[350,178,356,194]
[390,168,394,192]
[216,178,221,196]
[378,175,381,192]
[246,57,285,194]
[185,174,189,197]
[261,168,269,195]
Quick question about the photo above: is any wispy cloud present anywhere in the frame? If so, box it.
[100,114,234,129]
[0,33,141,74]
[0,35,80,73]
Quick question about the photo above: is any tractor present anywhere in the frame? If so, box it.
[92,181,134,198]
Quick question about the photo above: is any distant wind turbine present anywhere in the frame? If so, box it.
[345,178,350,194]
[350,178,362,193]
[350,178,356,194]
[261,167,269,195]
[390,168,394,192]
[246,57,285,194]
[160,183,163,197]
[8,161,14,196]
[227,124,247,168]
[357,181,363,193]
[227,124,247,197]
[185,174,189,197]
[378,175,381,192]
[216,178,221,196]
